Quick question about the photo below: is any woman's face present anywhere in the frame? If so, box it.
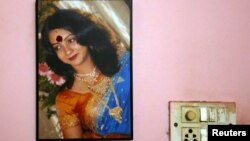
[48,28,90,67]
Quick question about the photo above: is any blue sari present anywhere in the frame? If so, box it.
[95,51,131,136]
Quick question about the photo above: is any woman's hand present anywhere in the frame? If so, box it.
[62,125,83,138]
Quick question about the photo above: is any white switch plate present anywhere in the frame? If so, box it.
[169,101,236,141]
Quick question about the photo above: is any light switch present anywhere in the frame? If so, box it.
[217,107,226,123]
[200,107,208,122]
[200,128,208,141]
[209,107,217,122]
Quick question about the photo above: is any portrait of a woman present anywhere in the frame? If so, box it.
[37,0,132,139]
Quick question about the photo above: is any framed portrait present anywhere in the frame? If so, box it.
[36,0,133,140]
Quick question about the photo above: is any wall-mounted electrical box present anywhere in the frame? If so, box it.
[169,101,236,141]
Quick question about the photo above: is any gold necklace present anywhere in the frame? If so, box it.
[74,66,99,85]
[97,81,122,123]
[76,66,97,76]
[74,74,123,123]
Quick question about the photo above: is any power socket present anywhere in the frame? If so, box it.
[182,127,200,141]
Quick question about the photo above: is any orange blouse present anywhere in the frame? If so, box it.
[55,90,129,138]
[55,89,102,133]
[56,90,89,128]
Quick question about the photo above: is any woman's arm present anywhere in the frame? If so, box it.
[55,93,83,138]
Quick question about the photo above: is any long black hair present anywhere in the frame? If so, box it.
[41,9,120,89]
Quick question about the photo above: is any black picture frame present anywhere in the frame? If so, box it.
[36,0,133,140]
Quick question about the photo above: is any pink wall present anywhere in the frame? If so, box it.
[0,0,249,141]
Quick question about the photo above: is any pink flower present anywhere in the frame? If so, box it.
[39,63,50,76]
[47,71,65,86]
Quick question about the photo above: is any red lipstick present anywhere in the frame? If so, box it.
[68,54,77,61]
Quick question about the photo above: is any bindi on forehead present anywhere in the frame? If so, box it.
[56,35,63,42]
